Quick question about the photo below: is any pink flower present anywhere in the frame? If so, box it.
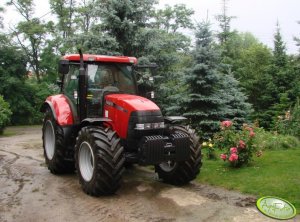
[245,127,253,131]
[238,140,246,149]
[220,154,227,161]
[221,120,232,128]
[229,153,239,162]
[230,147,237,153]
[249,131,255,138]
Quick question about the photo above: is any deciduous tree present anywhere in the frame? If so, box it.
[7,0,50,82]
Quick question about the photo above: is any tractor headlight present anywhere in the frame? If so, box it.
[158,122,164,128]
[135,124,145,130]
[144,123,152,129]
[135,122,164,130]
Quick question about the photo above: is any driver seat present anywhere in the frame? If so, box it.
[95,69,114,89]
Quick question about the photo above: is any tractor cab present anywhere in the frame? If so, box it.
[58,54,139,120]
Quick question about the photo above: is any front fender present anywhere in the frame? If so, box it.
[80,118,112,128]
[41,94,77,126]
[164,116,187,124]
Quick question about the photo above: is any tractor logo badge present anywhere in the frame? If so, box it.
[256,196,296,220]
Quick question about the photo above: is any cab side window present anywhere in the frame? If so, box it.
[63,65,79,103]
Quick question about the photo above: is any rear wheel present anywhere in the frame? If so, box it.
[155,125,202,185]
[42,109,75,174]
[75,126,125,196]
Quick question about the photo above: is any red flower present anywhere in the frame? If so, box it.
[245,127,253,131]
[249,131,255,138]
[220,153,227,161]
[230,147,237,153]
[238,140,246,149]
[221,120,232,128]
[229,153,238,162]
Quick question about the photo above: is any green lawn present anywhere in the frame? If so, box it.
[197,149,300,213]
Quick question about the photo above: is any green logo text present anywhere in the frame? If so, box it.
[257,196,296,220]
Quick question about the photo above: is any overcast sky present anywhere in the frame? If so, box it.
[3,0,300,54]
[160,0,300,54]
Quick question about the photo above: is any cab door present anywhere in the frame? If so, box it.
[63,65,79,105]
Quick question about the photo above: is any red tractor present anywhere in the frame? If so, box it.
[41,51,202,196]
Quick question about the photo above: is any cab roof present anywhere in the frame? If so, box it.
[62,54,137,64]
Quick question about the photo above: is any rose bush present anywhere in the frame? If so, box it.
[214,121,261,167]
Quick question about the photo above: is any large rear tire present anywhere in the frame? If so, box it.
[42,109,75,174]
[155,125,202,185]
[75,126,125,196]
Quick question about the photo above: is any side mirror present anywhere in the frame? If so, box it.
[146,91,155,99]
[58,60,69,74]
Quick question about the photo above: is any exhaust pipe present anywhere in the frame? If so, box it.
[78,49,87,121]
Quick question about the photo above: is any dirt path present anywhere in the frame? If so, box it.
[0,126,297,222]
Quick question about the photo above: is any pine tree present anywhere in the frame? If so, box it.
[215,0,235,45]
[215,0,236,60]
[180,22,251,138]
[218,73,252,125]
[263,22,292,128]
[271,22,290,94]
[182,22,226,138]
[95,0,157,56]
[273,22,287,68]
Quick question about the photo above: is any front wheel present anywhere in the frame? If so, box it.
[155,125,202,185]
[75,126,125,196]
[42,109,75,174]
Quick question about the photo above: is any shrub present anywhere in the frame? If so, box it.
[7,80,58,125]
[27,81,59,124]
[213,121,260,167]
[276,98,300,139]
[253,127,300,150]
[0,95,12,134]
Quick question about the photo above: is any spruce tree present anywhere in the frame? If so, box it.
[182,22,225,138]
[215,0,236,58]
[218,73,252,125]
[215,0,234,44]
[95,0,157,56]
[262,22,291,128]
[182,22,251,138]
[273,22,287,68]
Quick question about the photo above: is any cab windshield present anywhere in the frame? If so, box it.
[87,63,136,94]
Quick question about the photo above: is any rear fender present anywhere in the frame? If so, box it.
[40,95,78,126]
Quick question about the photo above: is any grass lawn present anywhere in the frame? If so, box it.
[197,149,300,214]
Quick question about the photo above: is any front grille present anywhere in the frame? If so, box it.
[125,110,164,151]
[128,110,164,135]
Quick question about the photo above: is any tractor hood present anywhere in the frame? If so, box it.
[104,94,163,139]
[105,94,160,113]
